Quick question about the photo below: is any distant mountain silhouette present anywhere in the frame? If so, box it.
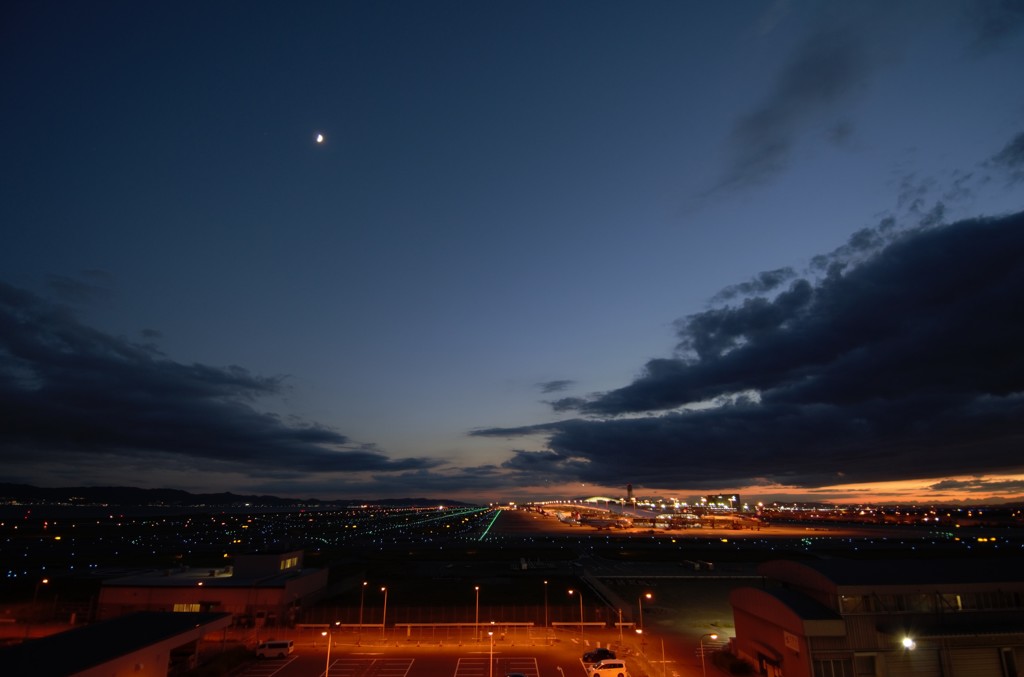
[0,483,475,508]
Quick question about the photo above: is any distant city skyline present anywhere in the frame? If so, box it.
[2,1,1024,504]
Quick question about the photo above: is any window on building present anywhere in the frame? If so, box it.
[876,595,906,612]
[174,603,200,612]
[279,556,299,571]
[975,590,1012,609]
[814,658,854,677]
[907,593,934,612]
[840,595,870,613]
[854,654,877,677]
[939,593,963,611]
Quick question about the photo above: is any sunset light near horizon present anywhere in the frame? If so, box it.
[2,1,1024,506]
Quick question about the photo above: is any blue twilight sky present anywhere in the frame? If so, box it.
[2,1,1024,504]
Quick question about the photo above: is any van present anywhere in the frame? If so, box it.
[587,659,629,677]
[256,640,294,658]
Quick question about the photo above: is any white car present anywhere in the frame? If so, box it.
[587,658,630,677]
[255,640,293,658]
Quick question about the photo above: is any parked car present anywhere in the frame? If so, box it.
[587,658,629,677]
[255,640,293,659]
[583,647,617,663]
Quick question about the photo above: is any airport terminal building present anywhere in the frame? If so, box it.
[729,558,1024,677]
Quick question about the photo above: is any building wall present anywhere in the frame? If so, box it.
[732,607,812,677]
[731,561,1024,677]
[75,644,171,677]
[97,564,328,624]
[234,550,304,578]
[98,585,275,620]
[284,568,329,608]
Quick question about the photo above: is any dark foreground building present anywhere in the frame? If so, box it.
[730,558,1024,677]
[0,611,232,676]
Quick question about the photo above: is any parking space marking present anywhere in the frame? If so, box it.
[236,655,298,676]
[324,658,414,677]
[455,656,540,677]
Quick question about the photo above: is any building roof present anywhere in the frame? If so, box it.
[732,586,841,621]
[759,557,1024,590]
[730,586,845,637]
[878,617,1024,638]
[0,611,232,676]
[101,565,319,588]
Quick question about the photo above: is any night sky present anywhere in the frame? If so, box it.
[3,1,1024,504]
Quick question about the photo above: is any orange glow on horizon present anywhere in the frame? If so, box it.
[485,473,1024,505]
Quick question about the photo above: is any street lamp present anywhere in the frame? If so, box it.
[568,589,584,640]
[322,621,340,677]
[638,592,652,633]
[543,580,549,630]
[26,578,49,639]
[33,578,49,603]
[380,587,388,640]
[475,585,480,642]
[637,592,651,654]
[700,633,719,677]
[488,629,494,677]
[358,581,367,645]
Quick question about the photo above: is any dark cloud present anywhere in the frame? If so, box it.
[887,129,1024,224]
[827,120,855,147]
[963,0,1024,54]
[0,282,439,482]
[45,271,113,305]
[549,396,588,413]
[710,267,797,303]
[538,379,574,394]
[928,478,1024,494]
[476,211,1024,490]
[711,4,1024,196]
[988,131,1024,184]
[714,26,873,191]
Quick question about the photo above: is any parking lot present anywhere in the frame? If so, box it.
[230,636,641,677]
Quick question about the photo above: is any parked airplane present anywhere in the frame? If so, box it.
[580,515,632,530]
[555,511,580,525]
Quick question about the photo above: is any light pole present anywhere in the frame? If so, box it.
[380,587,388,640]
[638,592,651,633]
[32,578,49,609]
[26,578,48,639]
[358,581,367,645]
[638,592,651,654]
[487,626,495,675]
[568,589,584,640]
[543,580,549,630]
[322,621,340,677]
[700,633,719,677]
[475,585,480,642]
